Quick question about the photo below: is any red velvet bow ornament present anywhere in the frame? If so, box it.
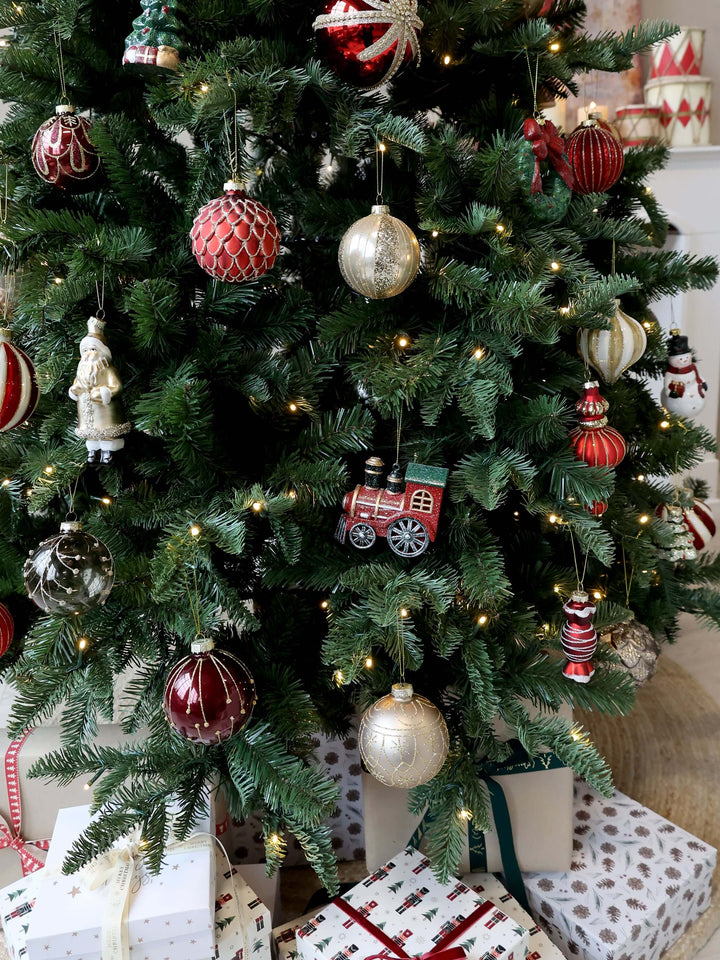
[523,116,575,194]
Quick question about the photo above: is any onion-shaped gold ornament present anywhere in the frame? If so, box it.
[578,299,647,384]
[338,204,420,299]
[603,620,660,686]
[359,682,449,787]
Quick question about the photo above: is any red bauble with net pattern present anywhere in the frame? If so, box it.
[163,638,257,744]
[561,590,597,683]
[566,117,624,195]
[0,603,13,657]
[0,329,39,432]
[31,105,101,191]
[190,181,281,283]
[570,381,626,469]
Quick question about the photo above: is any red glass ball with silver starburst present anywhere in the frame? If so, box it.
[570,381,626,469]
[163,638,257,745]
[190,181,281,283]
[312,0,422,89]
[566,116,624,195]
[31,105,101,191]
[561,590,597,683]
[0,603,13,657]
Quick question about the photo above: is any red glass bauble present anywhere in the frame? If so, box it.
[190,181,281,283]
[163,638,257,744]
[312,0,422,89]
[31,106,101,191]
[569,381,626,469]
[0,603,14,656]
[561,590,597,682]
[0,329,39,432]
[566,118,624,195]
[587,500,608,517]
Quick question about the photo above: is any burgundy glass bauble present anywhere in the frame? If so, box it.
[566,117,624,195]
[312,0,421,89]
[0,329,39,432]
[31,105,101,191]
[0,603,13,657]
[190,181,281,283]
[163,638,257,744]
[569,381,626,469]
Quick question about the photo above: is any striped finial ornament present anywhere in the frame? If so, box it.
[566,116,624,195]
[0,329,39,432]
[578,300,647,384]
[561,590,598,683]
[569,381,626,469]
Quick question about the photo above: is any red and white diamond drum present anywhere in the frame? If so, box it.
[614,105,662,148]
[644,76,711,147]
[0,331,39,431]
[650,27,704,79]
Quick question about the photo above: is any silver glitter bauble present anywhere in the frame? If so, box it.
[603,620,660,686]
[24,520,114,615]
[338,204,420,299]
[359,682,449,788]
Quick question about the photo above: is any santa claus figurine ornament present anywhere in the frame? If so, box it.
[660,329,708,418]
[68,316,131,464]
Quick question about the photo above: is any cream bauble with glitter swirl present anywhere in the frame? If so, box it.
[359,682,449,787]
[578,299,647,384]
[338,204,420,299]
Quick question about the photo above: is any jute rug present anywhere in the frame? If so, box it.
[576,654,720,960]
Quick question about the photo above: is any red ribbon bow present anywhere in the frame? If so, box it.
[0,731,50,876]
[523,117,575,195]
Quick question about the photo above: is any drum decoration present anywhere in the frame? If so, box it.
[644,76,712,147]
[650,27,704,79]
[614,105,662,148]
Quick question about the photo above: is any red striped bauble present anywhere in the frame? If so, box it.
[0,603,13,656]
[566,118,624,195]
[561,590,597,683]
[163,637,257,745]
[0,329,39,432]
[570,381,626,469]
[658,498,716,552]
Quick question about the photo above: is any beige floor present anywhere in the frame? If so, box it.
[668,613,720,959]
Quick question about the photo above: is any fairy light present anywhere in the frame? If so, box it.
[639,514,650,525]
[513,510,519,517]
[78,637,88,651]
[83,782,90,790]
[101,496,112,505]
[459,808,472,821]
[396,335,410,349]
[592,590,603,600]
[495,223,505,233]
[543,623,550,633]
[558,306,570,315]
[365,656,373,668]
[636,474,646,482]
[190,524,201,537]
[251,500,264,512]
[199,83,210,93]
[320,600,329,610]
[645,186,653,195]
[333,669,345,686]
[287,489,297,500]
[548,513,559,524]
[478,614,488,626]
[288,402,298,412]
[659,419,670,430]
[550,261,560,272]
[400,607,410,618]
[473,347,485,359]
[431,230,439,238]
[549,41,561,52]
[443,54,451,65]
[1,479,10,487]
[553,585,560,593]
[378,142,387,152]
[643,320,652,330]
[43,465,54,475]
[592,207,599,214]
[269,833,281,845]
[53,277,63,285]
[25,488,32,496]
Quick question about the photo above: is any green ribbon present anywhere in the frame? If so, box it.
[408,740,567,914]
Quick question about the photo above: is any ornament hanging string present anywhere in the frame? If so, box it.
[53,28,69,104]
[396,407,403,466]
[222,82,240,182]
[568,527,590,592]
[376,133,385,205]
[95,263,106,320]
[1,165,7,225]
[621,545,634,607]
[397,604,406,681]
[524,49,540,116]
[182,540,203,638]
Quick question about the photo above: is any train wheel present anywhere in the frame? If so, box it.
[349,522,377,549]
[387,517,430,557]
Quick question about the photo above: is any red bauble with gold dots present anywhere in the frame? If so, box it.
[312,0,422,90]
[190,181,281,283]
[566,117,624,195]
[31,105,101,191]
[0,603,13,657]
[163,638,257,745]
[570,381,626,469]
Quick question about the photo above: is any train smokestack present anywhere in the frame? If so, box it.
[364,456,384,489]
[386,463,404,494]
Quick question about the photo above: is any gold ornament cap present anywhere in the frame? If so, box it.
[86,315,107,343]
[670,328,681,336]
[0,328,11,342]
[371,204,390,215]
[55,104,75,115]
[224,180,245,193]
[191,637,215,653]
[60,520,83,533]
[391,682,414,701]
[570,589,589,603]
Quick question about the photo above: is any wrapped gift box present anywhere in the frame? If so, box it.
[523,780,717,960]
[25,805,215,960]
[296,847,530,960]
[0,869,44,960]
[273,909,318,960]
[215,858,272,960]
[461,873,565,960]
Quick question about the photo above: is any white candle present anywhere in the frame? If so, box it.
[577,101,609,125]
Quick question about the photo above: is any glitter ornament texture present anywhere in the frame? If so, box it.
[658,498,715,552]
[560,590,598,683]
[0,602,13,656]
[312,0,422,90]
[190,181,281,283]
[23,520,114,615]
[603,619,660,685]
[565,116,624,195]
[0,328,39,432]
[578,299,647,384]
[31,105,101,191]
[163,637,257,744]
[659,503,698,562]
[338,204,420,299]
[358,682,449,787]
[569,381,626,469]
[660,329,708,417]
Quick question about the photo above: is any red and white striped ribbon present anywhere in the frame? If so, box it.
[0,731,50,875]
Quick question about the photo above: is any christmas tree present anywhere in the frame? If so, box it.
[0,0,717,890]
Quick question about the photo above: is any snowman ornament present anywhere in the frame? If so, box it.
[661,329,708,418]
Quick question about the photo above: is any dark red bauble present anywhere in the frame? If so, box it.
[570,381,626,469]
[163,638,257,744]
[566,118,624,195]
[561,590,597,683]
[312,0,422,90]
[0,603,14,657]
[31,105,101,191]
[190,181,281,283]
[587,500,608,517]
[0,329,39,432]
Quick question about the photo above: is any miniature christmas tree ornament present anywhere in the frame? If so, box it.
[660,329,708,417]
[566,114,624,194]
[0,328,39,432]
[569,381,626,469]
[123,0,186,73]
[23,518,114,615]
[163,638,257,744]
[358,682,449,787]
[560,590,598,683]
[578,300,647,384]
[658,497,715,552]
[31,106,101,191]
[68,316,131,465]
[659,504,698,563]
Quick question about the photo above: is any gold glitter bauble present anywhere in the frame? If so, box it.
[338,204,420,299]
[603,620,660,686]
[359,682,449,788]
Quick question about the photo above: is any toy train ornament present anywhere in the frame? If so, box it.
[336,456,449,558]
